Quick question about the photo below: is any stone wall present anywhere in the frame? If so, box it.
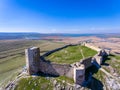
[25,46,91,85]
[25,47,74,77]
[84,43,101,52]
[83,43,110,65]
[93,55,103,65]
[38,59,73,77]
[93,49,109,65]
[25,46,94,79]
[80,57,93,69]
[25,43,109,85]
[42,44,76,57]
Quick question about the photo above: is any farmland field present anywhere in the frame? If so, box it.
[0,40,66,87]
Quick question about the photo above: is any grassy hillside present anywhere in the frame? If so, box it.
[14,76,53,90]
[103,54,120,75]
[45,45,97,64]
[0,40,65,87]
[14,76,74,90]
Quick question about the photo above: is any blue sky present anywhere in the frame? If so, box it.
[0,0,120,33]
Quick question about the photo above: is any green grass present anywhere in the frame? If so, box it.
[0,68,22,87]
[93,70,105,81]
[91,54,120,90]
[15,76,53,90]
[0,55,25,74]
[0,40,65,87]
[45,45,97,64]
[102,54,120,75]
[15,76,74,90]
[114,55,120,60]
[56,76,74,84]
[0,55,25,87]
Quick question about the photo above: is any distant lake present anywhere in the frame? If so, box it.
[0,33,119,40]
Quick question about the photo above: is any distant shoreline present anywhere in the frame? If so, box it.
[0,33,120,40]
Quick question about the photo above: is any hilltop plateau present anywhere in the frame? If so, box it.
[0,34,120,90]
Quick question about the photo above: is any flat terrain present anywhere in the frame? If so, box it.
[53,36,120,53]
[45,45,97,64]
[0,36,120,90]
[0,40,65,87]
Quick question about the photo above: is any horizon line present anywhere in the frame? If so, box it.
[0,32,120,34]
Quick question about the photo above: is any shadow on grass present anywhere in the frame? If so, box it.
[42,44,73,57]
[87,77,104,90]
[101,54,114,66]
[84,65,103,90]
[85,65,99,81]
[84,54,117,89]
[36,71,59,77]
[114,52,120,55]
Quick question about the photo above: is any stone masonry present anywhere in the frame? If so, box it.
[25,47,40,75]
[73,64,85,85]
[25,43,109,85]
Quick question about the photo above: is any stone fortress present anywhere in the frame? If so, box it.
[25,42,110,85]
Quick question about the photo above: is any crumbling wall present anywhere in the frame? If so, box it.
[84,43,101,52]
[73,64,85,85]
[42,44,76,57]
[25,44,109,85]
[93,55,103,65]
[25,47,40,75]
[83,43,110,65]
[80,57,92,69]
[25,46,75,78]
[93,49,109,65]
[25,46,93,78]
[39,60,73,77]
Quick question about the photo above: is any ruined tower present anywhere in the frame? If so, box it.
[25,47,40,75]
[74,64,85,85]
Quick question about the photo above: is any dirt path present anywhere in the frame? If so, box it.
[78,45,85,59]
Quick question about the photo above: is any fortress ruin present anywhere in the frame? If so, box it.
[25,43,110,85]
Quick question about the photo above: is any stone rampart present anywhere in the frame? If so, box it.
[25,43,109,85]
[38,59,73,77]
[80,57,93,69]
[93,55,103,65]
[42,44,76,57]
[25,46,95,75]
[25,47,74,78]
[83,43,110,65]
[70,57,93,69]
[84,43,101,52]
